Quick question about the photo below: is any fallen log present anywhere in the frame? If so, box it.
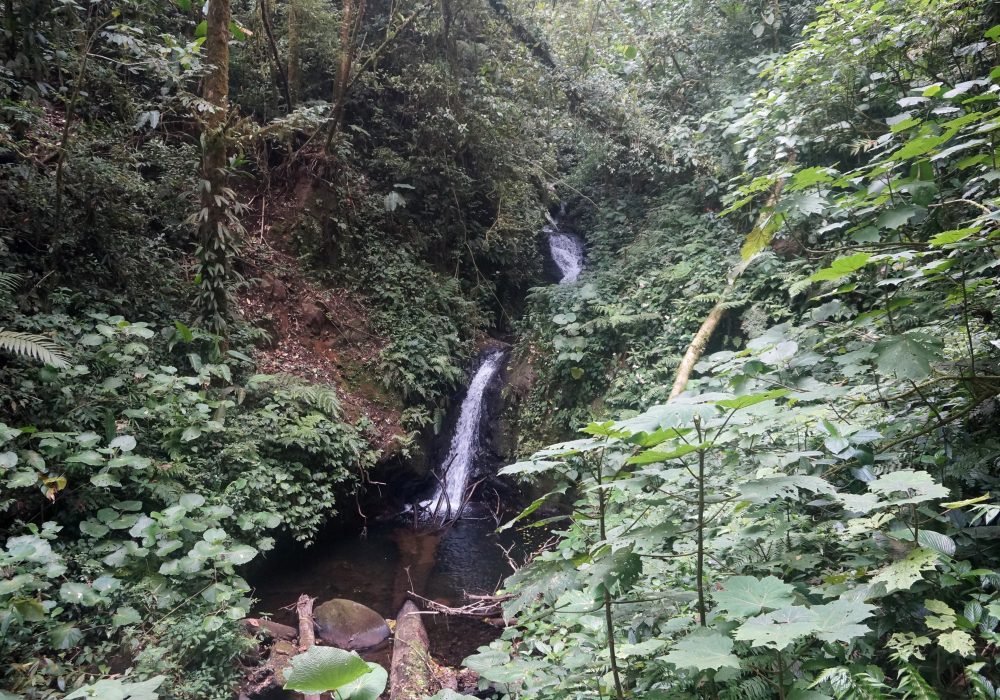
[296,594,320,700]
[243,618,298,641]
[242,638,298,699]
[389,601,435,700]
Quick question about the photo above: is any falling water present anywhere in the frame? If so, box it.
[425,350,505,520]
[545,216,584,284]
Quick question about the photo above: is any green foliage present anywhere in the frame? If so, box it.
[0,311,375,697]
[282,646,379,695]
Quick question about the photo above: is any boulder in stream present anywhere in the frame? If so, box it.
[313,598,391,650]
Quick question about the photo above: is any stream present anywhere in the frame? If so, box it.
[249,211,584,688]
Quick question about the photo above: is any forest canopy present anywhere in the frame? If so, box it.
[2,0,1000,697]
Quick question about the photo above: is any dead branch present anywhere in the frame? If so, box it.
[295,594,320,700]
[406,590,513,619]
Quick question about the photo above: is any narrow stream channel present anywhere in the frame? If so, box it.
[250,208,584,687]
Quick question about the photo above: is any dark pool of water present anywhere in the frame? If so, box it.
[251,509,521,668]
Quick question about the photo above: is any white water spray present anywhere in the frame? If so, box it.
[426,350,505,519]
[545,216,584,284]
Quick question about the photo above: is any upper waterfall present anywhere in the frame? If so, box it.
[545,222,584,284]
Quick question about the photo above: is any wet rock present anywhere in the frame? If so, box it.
[300,299,326,329]
[261,274,289,301]
[313,598,391,650]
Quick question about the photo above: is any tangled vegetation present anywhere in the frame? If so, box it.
[3,0,1000,696]
[479,0,1000,697]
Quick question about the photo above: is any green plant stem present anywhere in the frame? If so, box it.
[776,650,786,700]
[596,449,624,700]
[694,415,707,627]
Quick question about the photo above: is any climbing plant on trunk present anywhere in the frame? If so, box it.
[195,0,241,335]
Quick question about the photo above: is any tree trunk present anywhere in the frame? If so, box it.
[260,0,292,110]
[287,0,301,104]
[325,0,366,148]
[196,0,233,335]
[668,170,791,399]
[669,300,728,400]
[389,601,434,700]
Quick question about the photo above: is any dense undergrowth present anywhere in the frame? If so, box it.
[476,0,1000,697]
[4,0,1000,696]
[0,0,560,695]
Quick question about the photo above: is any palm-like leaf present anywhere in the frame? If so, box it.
[0,329,70,368]
[0,272,23,296]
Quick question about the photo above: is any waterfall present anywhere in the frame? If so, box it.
[546,221,584,284]
[425,350,505,520]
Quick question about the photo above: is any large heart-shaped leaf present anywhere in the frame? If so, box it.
[283,646,371,693]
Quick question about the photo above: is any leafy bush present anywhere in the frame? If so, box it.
[0,312,375,697]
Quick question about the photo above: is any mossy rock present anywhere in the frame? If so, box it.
[314,598,391,650]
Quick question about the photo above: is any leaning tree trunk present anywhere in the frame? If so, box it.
[325,0,366,149]
[669,169,792,399]
[196,0,233,334]
[287,0,301,105]
[260,0,292,111]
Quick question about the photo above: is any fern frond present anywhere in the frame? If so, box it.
[812,666,890,700]
[965,665,998,699]
[720,676,771,700]
[0,272,23,296]
[298,385,341,417]
[0,329,70,368]
[897,663,940,700]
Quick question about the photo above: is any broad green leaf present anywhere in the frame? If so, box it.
[715,389,790,409]
[67,450,104,466]
[877,205,922,230]
[891,134,948,161]
[60,582,98,606]
[735,606,818,649]
[179,493,205,509]
[626,443,703,465]
[225,544,258,565]
[50,624,84,650]
[809,598,876,643]
[503,557,580,618]
[869,470,949,505]
[337,662,387,700]
[583,547,642,597]
[870,547,939,592]
[664,628,740,671]
[113,606,143,628]
[875,334,941,381]
[283,646,371,693]
[109,435,137,452]
[809,253,871,282]
[80,520,109,538]
[741,211,785,259]
[740,475,837,503]
[90,472,122,488]
[928,227,979,246]
[937,630,975,656]
[713,576,795,616]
